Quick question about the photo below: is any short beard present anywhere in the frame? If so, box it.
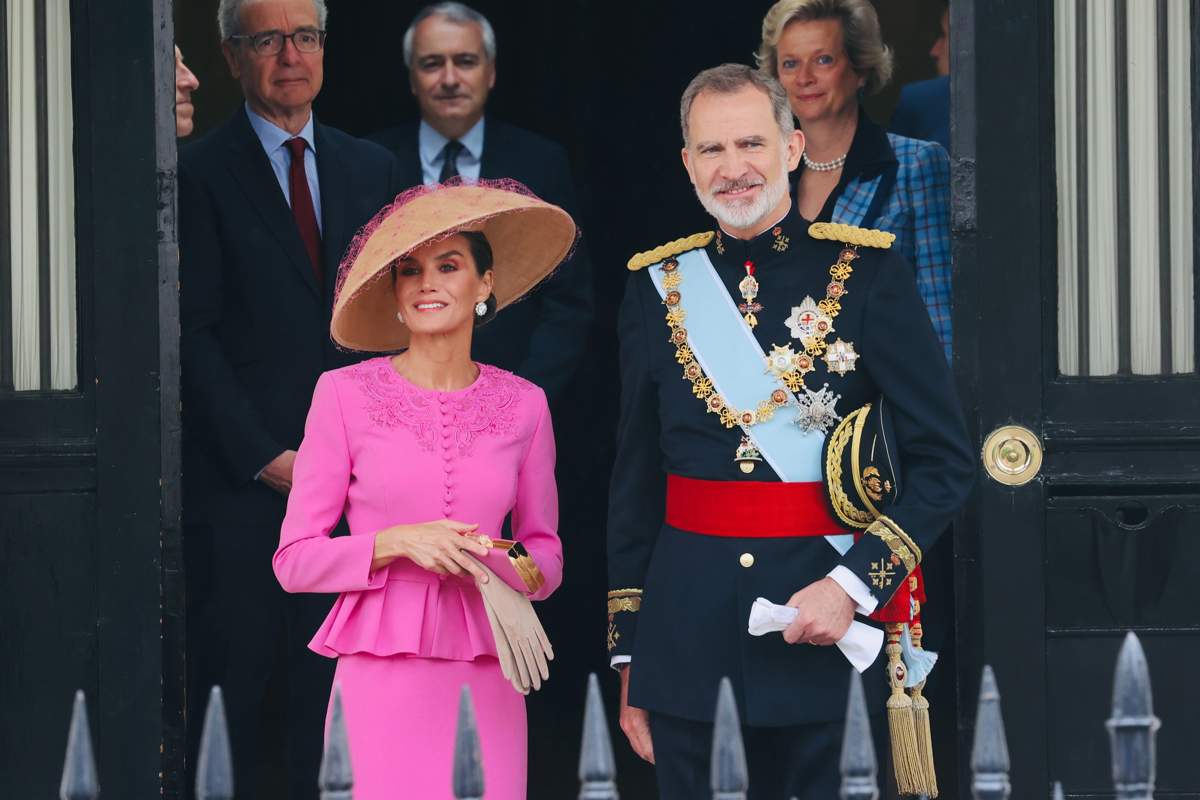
[696,160,790,232]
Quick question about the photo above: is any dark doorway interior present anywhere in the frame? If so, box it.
[175,1,949,796]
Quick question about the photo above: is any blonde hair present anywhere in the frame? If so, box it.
[756,0,893,95]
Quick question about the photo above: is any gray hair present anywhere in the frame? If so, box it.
[756,0,894,94]
[680,63,796,147]
[217,0,329,40]
[402,3,497,69]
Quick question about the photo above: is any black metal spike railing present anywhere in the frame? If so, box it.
[453,685,485,800]
[319,684,354,800]
[970,666,1011,800]
[195,687,234,800]
[839,670,879,800]
[578,672,619,799]
[59,690,99,800]
[54,629,1168,798]
[1107,632,1160,800]
[710,676,748,800]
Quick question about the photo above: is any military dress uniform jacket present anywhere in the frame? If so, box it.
[606,209,974,727]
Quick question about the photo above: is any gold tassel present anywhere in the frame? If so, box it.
[910,622,938,797]
[885,623,923,795]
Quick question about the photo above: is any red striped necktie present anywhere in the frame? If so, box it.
[285,137,323,285]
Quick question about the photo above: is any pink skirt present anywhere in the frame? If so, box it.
[329,653,527,800]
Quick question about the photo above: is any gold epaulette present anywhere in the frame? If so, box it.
[626,231,715,271]
[808,222,895,249]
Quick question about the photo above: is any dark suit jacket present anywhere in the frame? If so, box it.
[179,107,400,528]
[888,75,950,151]
[368,118,593,403]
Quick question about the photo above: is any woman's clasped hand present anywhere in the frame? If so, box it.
[372,519,491,582]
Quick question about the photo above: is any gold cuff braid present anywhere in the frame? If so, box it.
[607,588,643,614]
[866,516,921,572]
[608,597,642,614]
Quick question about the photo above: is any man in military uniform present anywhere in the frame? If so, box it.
[607,63,974,798]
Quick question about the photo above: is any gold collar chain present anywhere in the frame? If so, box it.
[658,244,860,471]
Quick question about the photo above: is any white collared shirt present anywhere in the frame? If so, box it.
[245,103,323,234]
[418,117,485,186]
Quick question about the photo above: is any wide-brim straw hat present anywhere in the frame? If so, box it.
[331,179,577,352]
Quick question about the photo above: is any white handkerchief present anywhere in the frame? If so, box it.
[747,597,885,674]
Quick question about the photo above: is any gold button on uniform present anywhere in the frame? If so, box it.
[739,552,755,568]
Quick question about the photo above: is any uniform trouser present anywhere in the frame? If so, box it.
[185,522,335,800]
[649,710,889,800]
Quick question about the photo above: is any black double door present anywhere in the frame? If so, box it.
[954,0,1200,797]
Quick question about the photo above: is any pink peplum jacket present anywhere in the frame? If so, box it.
[273,357,563,661]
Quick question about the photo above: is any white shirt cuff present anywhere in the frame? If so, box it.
[828,566,878,616]
[609,655,631,671]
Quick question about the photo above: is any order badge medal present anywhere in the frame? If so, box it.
[738,261,762,328]
[735,435,764,474]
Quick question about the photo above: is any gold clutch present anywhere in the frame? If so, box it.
[475,535,546,594]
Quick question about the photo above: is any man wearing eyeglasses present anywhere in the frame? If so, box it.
[178,1,400,796]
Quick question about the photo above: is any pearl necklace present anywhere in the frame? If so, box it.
[802,152,847,172]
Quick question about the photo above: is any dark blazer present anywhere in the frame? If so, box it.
[888,75,950,151]
[179,107,401,528]
[368,118,593,403]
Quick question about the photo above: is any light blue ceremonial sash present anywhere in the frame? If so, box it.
[647,248,855,555]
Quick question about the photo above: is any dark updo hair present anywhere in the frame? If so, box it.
[460,230,498,327]
[390,229,498,326]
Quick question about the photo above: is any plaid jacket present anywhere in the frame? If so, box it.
[830,131,953,362]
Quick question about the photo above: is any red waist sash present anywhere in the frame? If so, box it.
[665,475,924,624]
[665,475,845,537]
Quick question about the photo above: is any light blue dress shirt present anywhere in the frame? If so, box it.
[245,103,323,234]
[418,117,485,186]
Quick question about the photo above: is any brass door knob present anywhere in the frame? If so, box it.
[982,425,1043,486]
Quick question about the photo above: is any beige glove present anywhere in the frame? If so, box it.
[474,561,553,694]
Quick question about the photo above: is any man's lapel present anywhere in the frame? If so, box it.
[224,107,320,298]
[389,123,424,189]
[314,120,351,299]
[479,117,501,179]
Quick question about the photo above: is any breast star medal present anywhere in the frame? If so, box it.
[822,338,859,376]
[738,260,762,328]
[794,383,842,433]
[785,297,835,353]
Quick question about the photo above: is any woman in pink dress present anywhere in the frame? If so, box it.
[272,181,577,799]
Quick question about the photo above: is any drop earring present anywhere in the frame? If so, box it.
[396,311,405,323]
[475,301,488,317]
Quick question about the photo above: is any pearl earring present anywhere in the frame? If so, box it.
[396,311,404,324]
[475,301,488,317]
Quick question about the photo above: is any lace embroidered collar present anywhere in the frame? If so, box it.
[349,357,524,454]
